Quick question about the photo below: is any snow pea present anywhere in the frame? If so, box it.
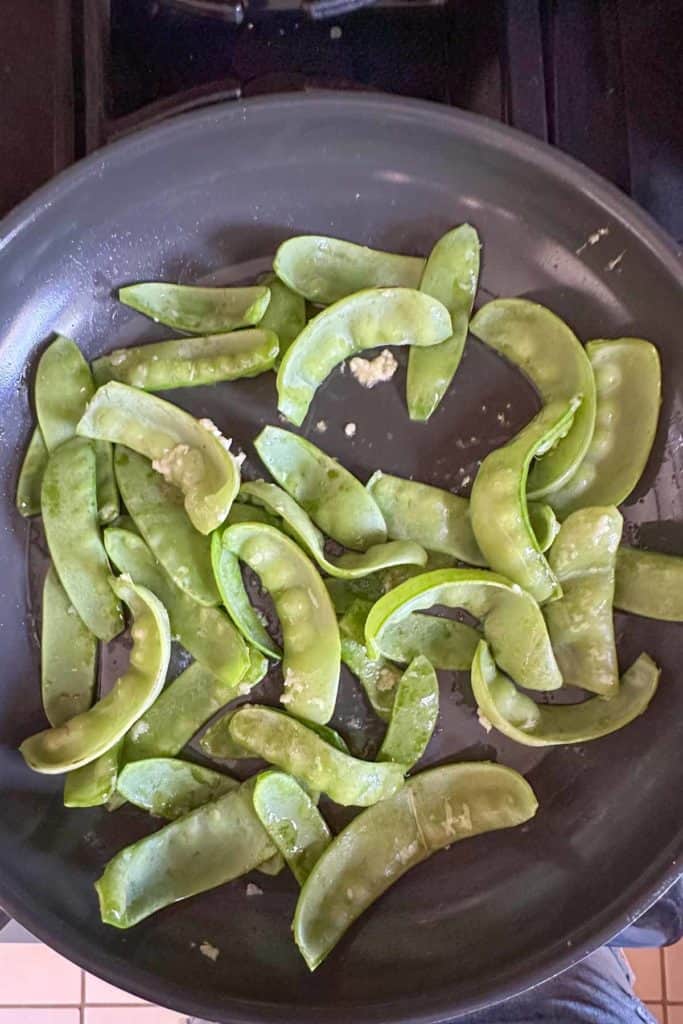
[77,382,240,535]
[365,568,562,692]
[339,600,401,721]
[41,566,97,727]
[92,329,278,391]
[252,771,331,885]
[227,500,278,528]
[229,706,404,806]
[117,757,239,819]
[118,282,271,333]
[221,523,340,723]
[407,224,480,421]
[615,548,683,622]
[470,399,580,603]
[545,507,622,696]
[21,576,170,774]
[276,288,452,425]
[64,744,122,808]
[273,235,424,305]
[16,427,48,517]
[377,656,439,769]
[294,761,538,970]
[549,339,662,518]
[115,446,219,606]
[255,426,387,550]
[41,437,123,642]
[326,573,386,615]
[470,299,596,498]
[530,503,561,553]
[210,533,281,660]
[259,272,306,363]
[471,641,659,746]
[202,707,349,762]
[103,528,248,684]
[379,613,480,671]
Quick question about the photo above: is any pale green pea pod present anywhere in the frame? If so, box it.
[259,272,306,363]
[41,566,97,727]
[407,224,480,421]
[294,761,538,970]
[77,382,241,535]
[339,600,401,721]
[379,614,480,671]
[201,708,349,761]
[255,425,387,550]
[544,507,623,697]
[117,757,239,819]
[118,282,271,333]
[276,288,452,426]
[42,437,124,642]
[210,533,282,660]
[377,656,439,769]
[471,641,659,747]
[16,427,48,518]
[614,548,683,622]
[64,743,122,808]
[273,235,424,305]
[326,574,386,615]
[549,339,662,518]
[253,771,332,885]
[257,853,286,876]
[226,500,279,528]
[21,577,170,774]
[470,299,596,498]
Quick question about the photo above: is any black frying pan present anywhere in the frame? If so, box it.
[0,93,681,1023]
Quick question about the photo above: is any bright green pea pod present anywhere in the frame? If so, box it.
[276,288,452,426]
[77,382,240,535]
[41,566,97,727]
[202,707,349,761]
[614,548,683,622]
[117,757,239,819]
[115,446,219,607]
[327,574,386,615]
[253,771,332,885]
[294,760,538,970]
[118,282,271,333]
[255,426,386,550]
[529,503,561,553]
[42,438,123,642]
[380,614,480,670]
[104,528,248,685]
[92,329,278,391]
[222,523,340,723]
[407,225,480,421]
[21,577,170,774]
[365,568,562,692]
[16,427,48,517]
[226,500,279,528]
[377,656,439,769]
[273,235,424,305]
[545,507,622,696]
[96,777,276,928]
[210,532,281,660]
[259,273,306,363]
[470,299,596,498]
[64,743,122,808]
[339,600,401,721]
[470,399,580,603]
[549,339,662,518]
[471,641,659,746]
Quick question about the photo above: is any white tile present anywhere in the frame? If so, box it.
[0,944,81,1005]
[85,1009,187,1023]
[84,973,147,1005]
[0,1011,80,1024]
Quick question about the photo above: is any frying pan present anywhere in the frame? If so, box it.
[0,93,681,1023]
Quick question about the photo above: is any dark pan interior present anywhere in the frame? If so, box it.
[0,94,681,1024]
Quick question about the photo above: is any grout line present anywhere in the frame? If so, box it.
[660,948,668,1024]
[81,966,86,1024]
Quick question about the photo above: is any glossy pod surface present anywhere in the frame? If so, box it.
[377,656,439,768]
[615,548,683,621]
[117,757,239,820]
[41,566,97,728]
[119,282,271,333]
[252,771,331,885]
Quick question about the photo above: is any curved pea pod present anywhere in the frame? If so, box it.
[115,446,219,606]
[118,281,271,333]
[255,426,386,550]
[339,600,401,721]
[544,507,622,696]
[253,771,332,885]
[21,577,170,774]
[380,614,480,671]
[202,707,349,762]
[326,574,386,615]
[470,299,596,498]
[549,339,662,518]
[77,382,241,535]
[16,427,48,517]
[377,656,439,769]
[365,568,562,692]
[259,273,306,363]
[407,224,480,421]
[276,288,452,426]
[293,761,538,970]
[227,500,279,528]
[273,235,424,305]
[92,329,278,391]
[222,523,340,723]
[64,744,122,808]
[615,548,683,622]
[104,528,248,684]
[470,399,580,604]
[471,641,659,746]
[257,853,286,877]
[210,532,282,660]
[529,503,561,553]
[41,566,97,727]
[117,757,239,820]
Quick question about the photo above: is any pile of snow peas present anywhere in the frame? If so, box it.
[15,226,683,971]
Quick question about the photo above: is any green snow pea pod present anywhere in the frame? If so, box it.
[226,500,279,528]
[211,532,282,660]
[273,235,424,305]
[276,288,452,426]
[326,574,386,615]
[42,438,123,641]
[614,548,683,622]
[253,771,332,885]
[64,744,122,808]
[377,656,439,769]
[222,523,340,723]
[549,339,662,518]
[544,507,622,696]
[530,503,561,553]
[201,707,349,761]
[41,566,97,727]
[339,600,401,721]
[118,282,271,333]
[259,273,306,363]
[255,425,386,550]
[115,446,219,606]
[77,382,240,535]
[471,641,659,746]
[365,568,562,692]
[117,757,239,819]
[21,576,170,774]
[103,528,248,684]
[470,399,580,603]
[407,224,480,421]
[470,299,596,498]
[294,760,538,970]
[380,614,480,670]
[258,853,286,876]
[16,427,48,517]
